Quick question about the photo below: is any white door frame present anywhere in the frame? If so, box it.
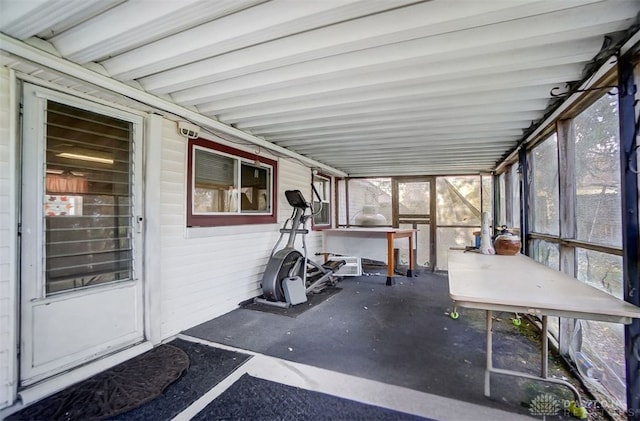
[18,82,156,400]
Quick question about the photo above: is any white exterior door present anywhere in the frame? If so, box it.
[19,84,145,386]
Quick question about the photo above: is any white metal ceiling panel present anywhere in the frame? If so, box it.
[1,0,639,176]
[49,0,268,63]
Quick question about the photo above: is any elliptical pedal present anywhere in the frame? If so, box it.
[322,259,346,272]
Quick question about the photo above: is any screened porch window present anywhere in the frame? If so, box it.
[530,133,560,236]
[187,138,277,226]
[526,91,625,411]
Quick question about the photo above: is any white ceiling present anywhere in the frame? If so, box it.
[1,0,639,176]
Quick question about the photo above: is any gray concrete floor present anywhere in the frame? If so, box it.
[184,268,597,420]
[173,335,534,421]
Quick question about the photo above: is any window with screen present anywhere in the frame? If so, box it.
[312,173,331,228]
[187,138,277,226]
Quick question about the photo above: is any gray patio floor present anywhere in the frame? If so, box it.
[183,268,598,420]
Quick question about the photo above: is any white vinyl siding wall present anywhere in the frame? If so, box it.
[0,66,16,409]
[0,87,327,408]
[158,120,322,338]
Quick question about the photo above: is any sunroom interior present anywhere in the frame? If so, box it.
[1,1,640,420]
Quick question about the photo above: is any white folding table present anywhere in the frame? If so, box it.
[448,249,640,413]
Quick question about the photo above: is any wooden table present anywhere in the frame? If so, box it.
[447,249,640,412]
[323,228,416,285]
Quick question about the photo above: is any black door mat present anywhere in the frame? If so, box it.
[110,338,251,420]
[192,373,434,421]
[243,287,342,317]
[8,343,189,421]
[8,339,251,421]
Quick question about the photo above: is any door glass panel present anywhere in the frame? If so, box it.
[397,180,431,268]
[45,101,133,294]
[398,180,430,216]
[399,223,430,268]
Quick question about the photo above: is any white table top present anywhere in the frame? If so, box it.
[323,228,416,234]
[448,249,640,324]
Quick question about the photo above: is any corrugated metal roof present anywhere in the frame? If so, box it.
[1,0,638,176]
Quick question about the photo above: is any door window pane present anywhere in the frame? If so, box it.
[45,101,133,294]
[400,222,430,268]
[399,181,430,216]
[397,179,432,269]
[574,94,621,247]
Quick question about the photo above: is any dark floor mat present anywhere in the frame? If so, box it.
[8,343,189,421]
[110,338,251,420]
[243,287,341,317]
[192,374,434,421]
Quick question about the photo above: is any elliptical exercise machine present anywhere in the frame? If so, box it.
[256,188,345,308]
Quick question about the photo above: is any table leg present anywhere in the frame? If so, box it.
[482,312,584,415]
[386,233,395,285]
[542,315,548,378]
[485,310,493,397]
[407,233,414,277]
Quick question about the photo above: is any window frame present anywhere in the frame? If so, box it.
[186,138,278,227]
[312,172,332,229]
[523,87,626,411]
[529,132,560,236]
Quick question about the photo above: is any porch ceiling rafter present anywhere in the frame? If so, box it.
[251,112,541,138]
[219,85,558,125]
[0,34,346,177]
[271,131,525,147]
[138,0,549,93]
[1,0,638,176]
